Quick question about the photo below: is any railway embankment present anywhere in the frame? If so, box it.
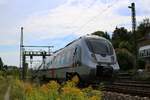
[103,91,150,100]
[99,71,150,100]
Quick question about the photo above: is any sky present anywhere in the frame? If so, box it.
[0,0,150,66]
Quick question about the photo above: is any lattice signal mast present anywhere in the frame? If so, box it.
[128,2,137,68]
[19,27,53,80]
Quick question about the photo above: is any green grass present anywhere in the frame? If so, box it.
[0,76,9,100]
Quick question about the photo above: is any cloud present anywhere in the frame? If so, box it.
[136,0,150,15]
[0,39,17,46]
[0,0,7,5]
[21,0,150,42]
[0,27,20,46]
[0,51,19,66]
[1,0,150,46]
[1,0,150,66]
[20,0,117,40]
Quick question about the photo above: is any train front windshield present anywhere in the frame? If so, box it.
[86,38,113,55]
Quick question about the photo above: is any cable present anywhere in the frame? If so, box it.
[70,0,98,29]
[73,0,120,34]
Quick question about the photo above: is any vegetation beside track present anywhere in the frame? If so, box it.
[0,71,9,100]
[10,77,102,100]
[0,66,103,100]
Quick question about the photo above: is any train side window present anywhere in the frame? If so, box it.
[66,48,74,66]
[61,54,65,66]
[146,50,148,56]
[148,49,150,56]
[59,53,62,66]
[59,54,62,66]
[56,54,60,67]
[55,55,58,66]
[142,51,144,56]
[64,52,68,65]
[66,49,72,65]
[53,56,56,68]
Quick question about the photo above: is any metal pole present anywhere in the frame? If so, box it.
[20,27,24,79]
[128,2,137,68]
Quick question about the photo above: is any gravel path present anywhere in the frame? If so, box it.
[4,86,11,100]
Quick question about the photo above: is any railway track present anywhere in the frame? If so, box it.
[102,80,150,97]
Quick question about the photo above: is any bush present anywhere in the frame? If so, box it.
[10,79,25,100]
[0,71,5,77]
[10,78,102,100]
[116,48,135,70]
[119,41,132,52]
[137,59,145,69]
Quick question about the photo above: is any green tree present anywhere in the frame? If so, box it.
[112,27,135,70]
[116,48,135,70]
[137,18,150,39]
[136,18,150,69]
[119,41,132,53]
[112,27,131,49]
[91,31,110,40]
[0,57,4,70]
[3,65,8,70]
[7,66,19,78]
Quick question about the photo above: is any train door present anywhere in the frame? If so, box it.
[73,46,81,67]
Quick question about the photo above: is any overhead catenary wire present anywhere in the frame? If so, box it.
[73,0,120,34]
[74,0,119,34]
[69,0,98,29]
[84,0,134,34]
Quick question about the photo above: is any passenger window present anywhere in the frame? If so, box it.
[65,49,72,65]
[61,54,64,65]
[56,54,60,66]
[64,52,68,65]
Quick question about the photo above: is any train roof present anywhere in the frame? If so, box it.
[53,35,109,54]
[139,45,150,51]
[82,35,108,40]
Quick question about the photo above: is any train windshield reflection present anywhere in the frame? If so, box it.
[86,38,113,55]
